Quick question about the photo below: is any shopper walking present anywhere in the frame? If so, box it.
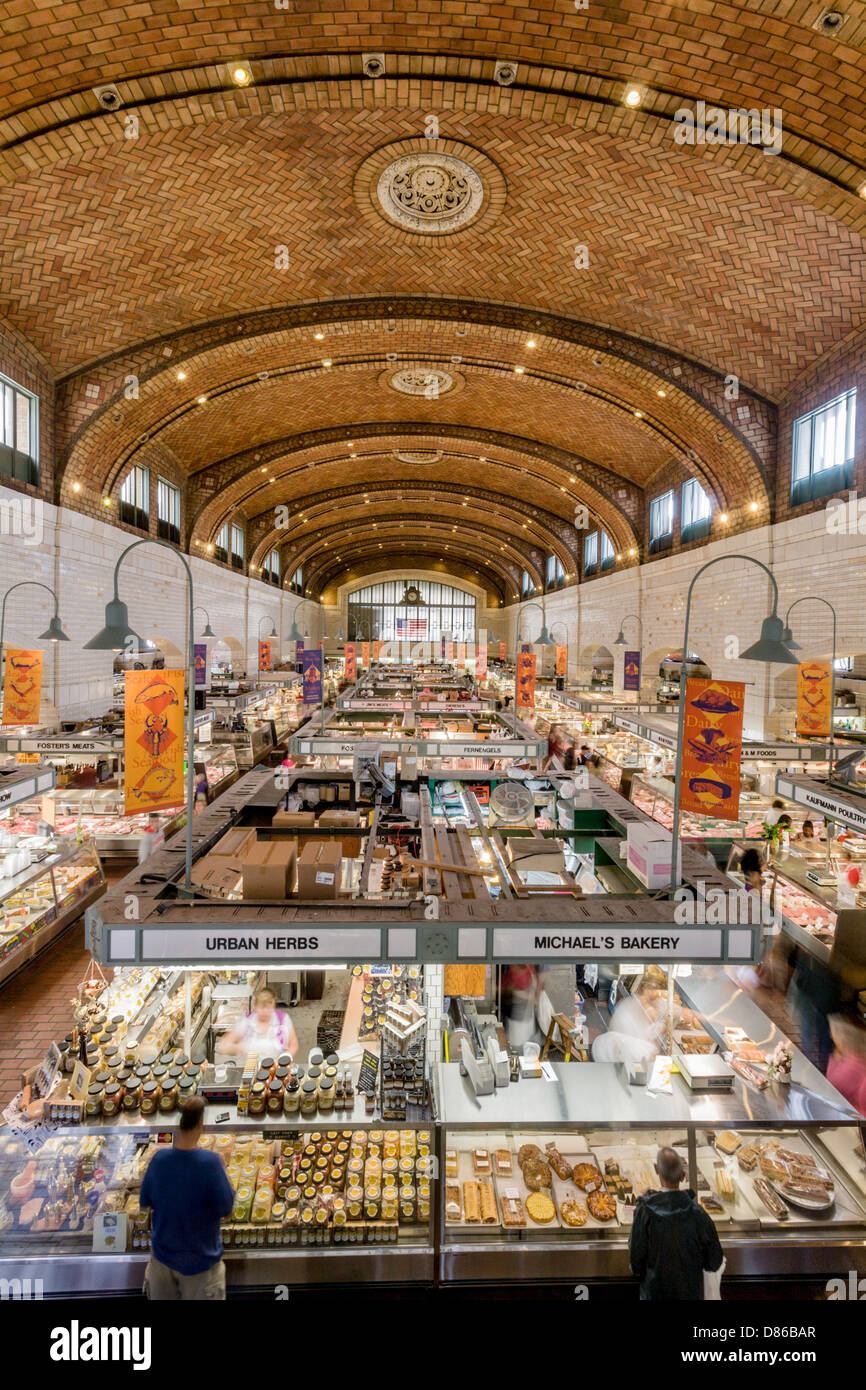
[629,1147,724,1300]
[827,1014,866,1118]
[140,1096,234,1300]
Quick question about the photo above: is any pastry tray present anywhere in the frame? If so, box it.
[548,1153,621,1230]
[587,1144,661,1226]
[815,1127,866,1203]
[445,1142,503,1228]
[694,1146,760,1227]
[727,1132,865,1228]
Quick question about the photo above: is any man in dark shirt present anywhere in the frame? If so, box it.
[140,1096,235,1300]
[629,1147,724,1300]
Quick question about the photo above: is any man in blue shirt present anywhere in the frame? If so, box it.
[140,1095,235,1300]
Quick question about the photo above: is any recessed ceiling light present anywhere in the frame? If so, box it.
[479,457,486,462]
[207,543,214,552]
[657,389,666,397]
[102,496,111,506]
[197,395,207,404]
[177,370,187,381]
[749,501,759,512]
[526,339,536,348]
[634,410,643,418]
[628,547,636,556]
[514,365,524,374]
[314,332,324,340]
[616,553,622,561]
[624,85,642,107]
[72,482,81,493]
[322,359,332,368]
[231,63,252,87]
[261,467,267,473]
[719,513,729,523]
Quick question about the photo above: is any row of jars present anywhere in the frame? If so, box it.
[84,1054,205,1118]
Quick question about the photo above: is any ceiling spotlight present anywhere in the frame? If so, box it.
[749,501,759,512]
[197,395,207,404]
[634,410,643,418]
[322,359,332,368]
[230,63,253,87]
[526,339,536,348]
[72,482,81,494]
[624,85,643,107]
[657,389,666,397]
[177,370,187,381]
[102,496,112,506]
[314,332,324,340]
[616,553,622,561]
[719,512,729,523]
[514,365,524,374]
[628,547,636,557]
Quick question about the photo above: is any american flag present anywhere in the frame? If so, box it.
[397,616,428,637]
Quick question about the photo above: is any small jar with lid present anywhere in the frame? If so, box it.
[191,1050,207,1070]
[140,1080,160,1116]
[364,1186,380,1220]
[307,1065,322,1084]
[167,1065,184,1086]
[283,1079,300,1116]
[134,1063,151,1083]
[122,1077,142,1112]
[260,1056,276,1078]
[300,1080,318,1117]
[255,1068,270,1086]
[93,1068,112,1089]
[84,1083,103,1119]
[381,1192,398,1222]
[178,1076,197,1104]
[158,1079,178,1114]
[151,1065,168,1087]
[318,1077,335,1113]
[277,1052,292,1070]
[267,1080,284,1115]
[103,1051,122,1076]
[102,1081,124,1118]
[158,1050,175,1067]
[248,1082,267,1117]
[174,1053,189,1071]
[274,1065,289,1086]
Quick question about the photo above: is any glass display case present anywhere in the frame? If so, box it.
[0,1118,435,1292]
[629,772,770,841]
[199,742,240,796]
[6,786,185,856]
[0,840,104,985]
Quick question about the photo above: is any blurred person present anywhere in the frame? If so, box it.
[545,722,568,768]
[591,996,659,1070]
[738,846,764,894]
[194,768,209,814]
[219,985,299,1061]
[562,739,576,772]
[788,947,842,1074]
[629,1147,724,1301]
[137,813,164,866]
[763,798,787,827]
[794,819,819,842]
[141,1097,234,1300]
[500,964,539,1048]
[827,1014,866,1118]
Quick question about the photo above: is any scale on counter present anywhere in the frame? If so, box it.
[200,1067,243,1104]
[806,867,837,887]
[677,1052,735,1092]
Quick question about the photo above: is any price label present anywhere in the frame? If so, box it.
[357,1049,380,1096]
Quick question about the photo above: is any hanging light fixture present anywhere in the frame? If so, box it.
[740,614,799,665]
[84,597,142,652]
[38,614,70,643]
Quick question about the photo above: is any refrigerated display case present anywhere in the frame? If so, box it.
[0,839,104,986]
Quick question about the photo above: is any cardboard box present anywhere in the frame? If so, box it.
[272,810,316,829]
[212,827,257,860]
[626,822,672,889]
[506,836,566,872]
[191,853,243,897]
[320,784,336,803]
[337,783,351,802]
[241,839,297,899]
[296,840,343,899]
[318,810,364,857]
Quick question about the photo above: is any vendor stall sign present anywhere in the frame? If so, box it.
[194,643,208,688]
[797,660,832,737]
[295,638,304,665]
[679,679,745,823]
[490,927,733,961]
[623,649,641,692]
[555,645,568,678]
[2,648,43,726]
[516,651,537,708]
[302,649,323,704]
[123,669,185,815]
[134,926,381,961]
[344,643,357,681]
[258,640,271,672]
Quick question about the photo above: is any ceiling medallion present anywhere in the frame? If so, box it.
[394,449,444,464]
[389,367,453,398]
[376,152,484,233]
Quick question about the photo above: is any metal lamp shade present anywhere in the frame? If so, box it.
[38,615,70,643]
[740,614,800,665]
[83,598,141,652]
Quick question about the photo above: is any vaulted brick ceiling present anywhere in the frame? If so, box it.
[3,2,864,594]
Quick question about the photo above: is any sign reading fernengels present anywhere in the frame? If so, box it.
[137,927,381,960]
[490,927,726,960]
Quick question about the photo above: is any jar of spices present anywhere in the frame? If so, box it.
[102,1081,124,1118]
[122,1077,142,1112]
[191,1051,207,1070]
[267,1080,284,1115]
[255,1068,270,1086]
[277,1053,292,1070]
[159,1052,174,1068]
[283,1079,300,1116]
[134,1064,151,1083]
[140,1080,160,1116]
[318,1077,335,1113]
[174,1054,189,1071]
[300,1080,318,1117]
[274,1066,289,1085]
[248,1082,267,1117]
[178,1076,197,1103]
[158,1079,178,1114]
[151,1065,168,1086]
[261,1057,276,1077]
[167,1065,184,1085]
[93,1069,112,1089]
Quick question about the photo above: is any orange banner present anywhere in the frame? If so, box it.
[445,640,455,662]
[516,652,537,709]
[258,640,271,672]
[797,661,832,737]
[680,678,745,823]
[124,669,186,816]
[344,643,356,681]
[361,641,370,667]
[372,640,383,661]
[2,649,43,726]
[555,645,567,677]
[456,642,467,669]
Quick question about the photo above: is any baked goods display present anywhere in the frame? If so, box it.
[517,1143,542,1167]
[479,1180,498,1224]
[737,1145,759,1172]
[520,1155,552,1191]
[753,1177,790,1220]
[716,1130,742,1155]
[546,1145,573,1182]
[715,1169,735,1202]
[501,1193,526,1227]
[572,1161,604,1191]
[472,1149,491,1176]
[526,1191,556,1224]
[560,1197,588,1227]
[494,1149,513,1176]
